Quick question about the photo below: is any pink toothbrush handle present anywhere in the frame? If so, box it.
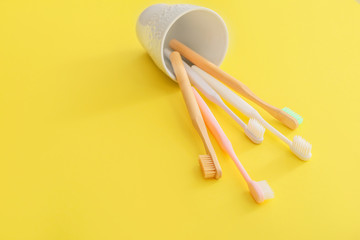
[192,88,251,182]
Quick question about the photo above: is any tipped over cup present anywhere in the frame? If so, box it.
[136,4,229,80]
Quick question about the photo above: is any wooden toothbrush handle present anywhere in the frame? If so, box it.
[169,52,217,157]
[169,39,299,130]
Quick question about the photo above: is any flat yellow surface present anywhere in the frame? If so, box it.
[1,0,360,239]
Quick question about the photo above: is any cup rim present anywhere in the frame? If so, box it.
[160,7,229,80]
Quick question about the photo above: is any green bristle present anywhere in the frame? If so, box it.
[282,107,303,124]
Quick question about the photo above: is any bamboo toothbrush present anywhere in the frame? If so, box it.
[169,51,222,179]
[193,66,312,161]
[164,49,264,144]
[193,87,274,203]
[169,39,302,130]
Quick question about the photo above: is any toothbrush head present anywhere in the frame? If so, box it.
[282,107,303,125]
[290,135,312,161]
[244,118,265,144]
[248,180,274,203]
[198,155,220,179]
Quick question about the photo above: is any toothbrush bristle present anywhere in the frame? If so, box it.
[198,155,217,179]
[257,180,274,200]
[282,107,303,124]
[247,118,265,142]
[291,135,312,161]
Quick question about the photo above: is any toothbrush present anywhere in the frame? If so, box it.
[193,66,312,161]
[169,51,222,179]
[193,87,274,203]
[169,39,302,130]
[164,49,264,144]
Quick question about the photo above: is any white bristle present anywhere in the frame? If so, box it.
[248,118,265,138]
[291,135,312,161]
[245,118,265,144]
[257,180,274,200]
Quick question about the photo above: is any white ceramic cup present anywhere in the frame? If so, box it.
[136,4,229,80]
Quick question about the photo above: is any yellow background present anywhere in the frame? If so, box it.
[1,0,360,239]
